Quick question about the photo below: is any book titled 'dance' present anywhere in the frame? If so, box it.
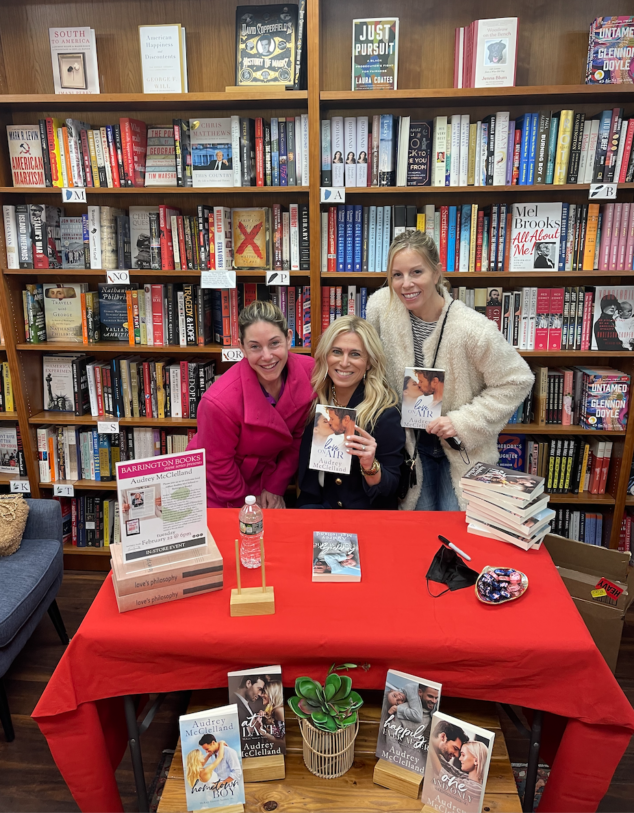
[312,531,361,582]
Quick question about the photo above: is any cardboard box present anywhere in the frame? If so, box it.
[544,533,634,672]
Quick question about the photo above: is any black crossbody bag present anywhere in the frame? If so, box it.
[397,301,454,500]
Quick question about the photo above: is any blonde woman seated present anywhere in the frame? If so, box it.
[297,315,405,510]
[185,742,225,790]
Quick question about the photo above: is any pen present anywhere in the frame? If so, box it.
[438,535,472,561]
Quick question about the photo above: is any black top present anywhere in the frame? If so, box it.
[297,382,406,510]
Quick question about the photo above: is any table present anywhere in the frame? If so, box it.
[33,509,634,813]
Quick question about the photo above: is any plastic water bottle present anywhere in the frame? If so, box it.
[239,495,263,568]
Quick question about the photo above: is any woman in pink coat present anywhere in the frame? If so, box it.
[194,300,315,508]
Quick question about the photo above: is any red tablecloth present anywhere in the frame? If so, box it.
[33,510,634,813]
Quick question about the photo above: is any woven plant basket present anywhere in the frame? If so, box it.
[298,717,359,779]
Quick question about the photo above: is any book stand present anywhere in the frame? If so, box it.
[373,758,423,799]
[242,753,285,783]
[230,537,275,617]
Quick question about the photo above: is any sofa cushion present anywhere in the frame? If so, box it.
[0,536,63,648]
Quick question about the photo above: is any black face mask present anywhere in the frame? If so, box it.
[426,545,479,597]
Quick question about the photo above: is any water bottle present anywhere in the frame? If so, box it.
[239,495,263,568]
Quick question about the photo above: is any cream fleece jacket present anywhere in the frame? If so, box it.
[366,287,535,510]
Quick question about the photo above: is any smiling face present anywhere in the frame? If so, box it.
[459,745,476,773]
[420,687,439,711]
[326,331,369,394]
[387,690,406,706]
[390,248,442,319]
[240,320,291,390]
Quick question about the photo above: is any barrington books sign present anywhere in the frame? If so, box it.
[116,450,208,563]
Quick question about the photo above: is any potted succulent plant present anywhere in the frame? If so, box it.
[288,663,364,778]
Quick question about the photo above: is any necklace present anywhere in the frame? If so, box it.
[331,384,345,407]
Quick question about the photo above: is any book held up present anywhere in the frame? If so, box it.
[308,404,356,475]
[401,367,444,430]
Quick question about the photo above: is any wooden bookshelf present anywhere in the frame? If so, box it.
[29,411,198,427]
[4,268,311,278]
[40,480,117,490]
[1,0,633,556]
[501,424,626,436]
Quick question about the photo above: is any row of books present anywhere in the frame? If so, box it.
[0,363,14,412]
[320,286,368,329]
[42,354,215,418]
[7,114,311,189]
[321,204,397,273]
[533,366,629,429]
[620,510,634,553]
[4,203,310,272]
[55,495,118,548]
[499,433,616,496]
[26,282,312,349]
[456,285,631,353]
[553,507,607,548]
[320,108,634,189]
[38,425,196,482]
[0,425,27,475]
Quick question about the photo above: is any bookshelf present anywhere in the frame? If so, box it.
[0,0,632,563]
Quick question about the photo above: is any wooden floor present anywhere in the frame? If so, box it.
[1,572,633,812]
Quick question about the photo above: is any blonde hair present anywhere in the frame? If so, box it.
[312,315,398,431]
[386,230,448,297]
[462,741,488,785]
[186,749,203,788]
[238,300,288,343]
[265,680,284,709]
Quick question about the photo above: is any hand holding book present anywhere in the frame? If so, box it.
[345,424,378,474]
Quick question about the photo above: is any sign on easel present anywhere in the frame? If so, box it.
[116,450,208,564]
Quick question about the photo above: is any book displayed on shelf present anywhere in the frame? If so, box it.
[321,108,634,188]
[48,27,100,94]
[0,426,19,473]
[235,4,298,88]
[553,505,608,547]
[591,286,634,351]
[190,118,235,187]
[42,283,88,343]
[308,405,355,476]
[455,17,518,88]
[586,17,634,84]
[228,665,286,759]
[509,203,562,271]
[352,18,399,91]
[139,24,188,94]
[232,208,270,269]
[116,449,207,563]
[421,711,495,813]
[7,126,45,187]
[179,704,245,811]
[312,531,361,582]
[401,368,444,430]
[375,670,442,775]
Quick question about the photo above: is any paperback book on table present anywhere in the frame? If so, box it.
[227,665,286,759]
[375,669,442,775]
[421,710,495,813]
[308,404,356,475]
[312,531,361,582]
[180,704,245,811]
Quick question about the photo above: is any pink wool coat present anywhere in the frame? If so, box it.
[193,353,315,507]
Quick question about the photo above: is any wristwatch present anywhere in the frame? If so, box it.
[360,458,381,476]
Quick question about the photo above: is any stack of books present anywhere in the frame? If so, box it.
[110,534,223,612]
[461,462,554,551]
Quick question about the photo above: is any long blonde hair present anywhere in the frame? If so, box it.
[265,680,284,710]
[386,230,448,297]
[462,741,488,785]
[312,315,398,431]
[186,749,203,788]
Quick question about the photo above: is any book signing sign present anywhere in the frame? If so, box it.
[116,450,207,563]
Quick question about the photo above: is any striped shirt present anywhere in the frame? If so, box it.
[409,312,437,367]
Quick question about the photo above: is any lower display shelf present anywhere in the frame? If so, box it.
[502,423,626,435]
[63,544,110,556]
[30,412,198,427]
[548,492,615,505]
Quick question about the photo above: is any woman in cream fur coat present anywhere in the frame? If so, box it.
[366,230,534,511]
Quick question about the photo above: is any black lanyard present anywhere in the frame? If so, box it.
[430,299,454,369]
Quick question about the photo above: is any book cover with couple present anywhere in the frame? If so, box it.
[312,531,361,582]
[401,367,444,430]
[308,404,357,475]
[421,710,495,813]
[375,669,442,775]
[179,704,245,811]
[227,665,286,760]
